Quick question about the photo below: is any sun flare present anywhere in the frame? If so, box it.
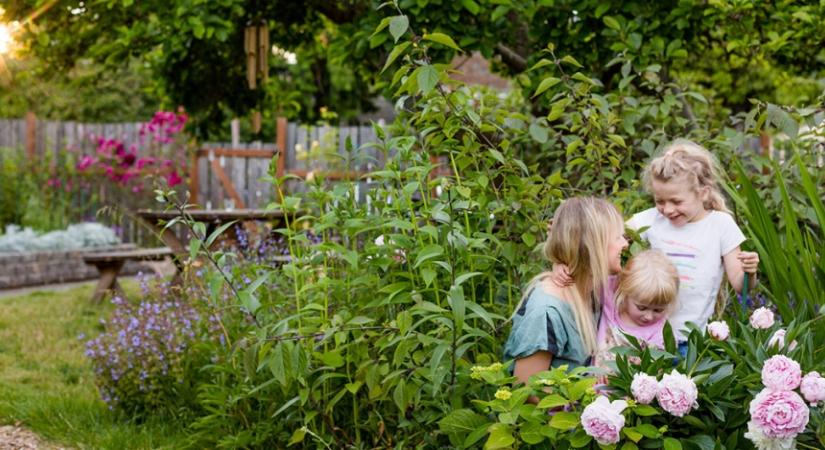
[0,23,13,54]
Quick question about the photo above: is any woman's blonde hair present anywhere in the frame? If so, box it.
[614,250,680,315]
[644,139,730,213]
[514,197,624,355]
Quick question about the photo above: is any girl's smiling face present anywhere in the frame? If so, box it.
[651,177,709,227]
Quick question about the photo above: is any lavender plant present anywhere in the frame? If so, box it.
[84,275,213,418]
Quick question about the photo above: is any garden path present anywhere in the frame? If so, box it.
[0,424,69,449]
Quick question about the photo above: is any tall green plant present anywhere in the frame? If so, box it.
[726,149,824,323]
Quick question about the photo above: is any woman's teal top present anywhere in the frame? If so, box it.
[503,287,593,370]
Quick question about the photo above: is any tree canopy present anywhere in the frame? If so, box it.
[4,0,824,138]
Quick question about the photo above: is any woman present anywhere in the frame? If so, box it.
[503,197,627,384]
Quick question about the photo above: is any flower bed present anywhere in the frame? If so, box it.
[0,245,149,289]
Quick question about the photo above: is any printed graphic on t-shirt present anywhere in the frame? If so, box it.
[659,239,700,291]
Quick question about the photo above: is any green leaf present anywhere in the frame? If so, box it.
[439,409,487,434]
[548,411,579,429]
[685,435,715,450]
[423,32,462,51]
[529,58,554,71]
[484,423,515,450]
[345,381,362,394]
[449,284,466,333]
[288,427,306,446]
[521,232,536,247]
[635,423,661,438]
[461,0,481,15]
[532,76,561,98]
[537,394,569,409]
[766,103,799,139]
[632,404,659,416]
[421,267,437,287]
[455,271,482,286]
[663,437,683,450]
[529,122,549,143]
[319,350,345,368]
[206,220,239,247]
[389,15,409,43]
[381,42,411,73]
[623,426,643,442]
[560,55,583,68]
[519,421,545,445]
[417,65,439,94]
[603,16,621,30]
[415,244,444,268]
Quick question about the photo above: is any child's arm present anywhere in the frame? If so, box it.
[722,247,760,293]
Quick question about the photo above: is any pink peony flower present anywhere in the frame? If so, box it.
[630,373,659,405]
[750,307,775,329]
[761,355,802,391]
[767,329,798,351]
[749,388,809,439]
[800,372,825,406]
[656,370,698,417]
[580,396,627,445]
[707,321,730,341]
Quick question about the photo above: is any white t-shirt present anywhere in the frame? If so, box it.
[627,208,745,340]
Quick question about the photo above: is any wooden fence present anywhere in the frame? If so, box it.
[0,114,389,245]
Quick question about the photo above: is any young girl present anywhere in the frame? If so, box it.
[504,197,627,385]
[628,139,759,352]
[594,250,680,367]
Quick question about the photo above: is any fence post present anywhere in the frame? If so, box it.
[276,117,287,177]
[25,111,37,162]
[189,150,199,205]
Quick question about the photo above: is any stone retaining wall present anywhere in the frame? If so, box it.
[0,246,150,290]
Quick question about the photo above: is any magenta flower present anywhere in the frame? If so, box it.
[77,155,96,170]
[761,355,802,392]
[165,170,183,187]
[749,388,809,439]
[580,396,627,445]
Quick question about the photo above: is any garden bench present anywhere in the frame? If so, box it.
[83,247,175,303]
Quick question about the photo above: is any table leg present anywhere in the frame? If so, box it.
[90,260,125,304]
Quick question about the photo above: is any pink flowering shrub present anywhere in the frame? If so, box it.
[75,110,190,193]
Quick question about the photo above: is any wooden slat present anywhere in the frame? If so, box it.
[196,148,275,158]
[211,158,247,209]
[276,117,287,177]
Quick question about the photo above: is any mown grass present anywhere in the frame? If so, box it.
[0,281,188,449]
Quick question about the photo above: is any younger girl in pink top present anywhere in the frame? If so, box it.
[595,250,680,367]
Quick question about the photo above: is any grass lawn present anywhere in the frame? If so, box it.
[0,280,189,449]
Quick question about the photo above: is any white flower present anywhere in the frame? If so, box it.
[630,373,659,404]
[707,321,730,341]
[744,421,796,450]
[767,329,798,351]
[750,307,775,329]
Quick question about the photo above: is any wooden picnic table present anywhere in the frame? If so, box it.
[135,208,291,254]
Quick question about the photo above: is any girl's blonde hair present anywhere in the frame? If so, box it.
[614,250,680,315]
[514,197,624,355]
[644,139,730,213]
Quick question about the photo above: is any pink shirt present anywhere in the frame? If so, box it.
[595,276,666,365]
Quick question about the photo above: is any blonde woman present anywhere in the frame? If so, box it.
[503,197,627,385]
